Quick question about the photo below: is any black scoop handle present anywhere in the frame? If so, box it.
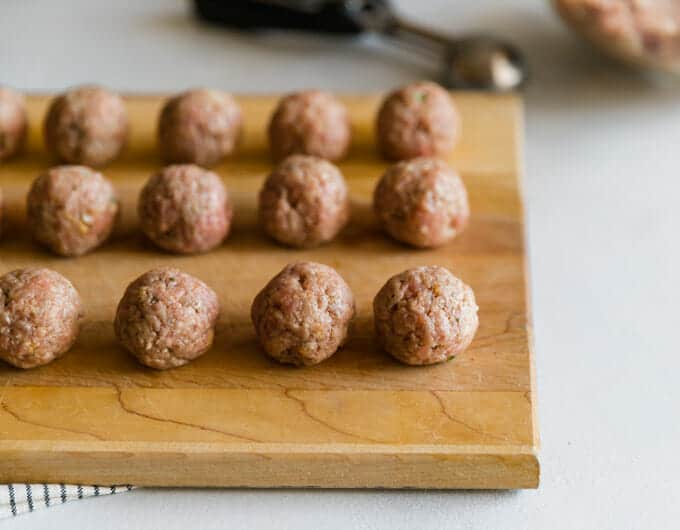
[194,0,392,34]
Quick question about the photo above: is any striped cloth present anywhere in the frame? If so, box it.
[0,484,134,518]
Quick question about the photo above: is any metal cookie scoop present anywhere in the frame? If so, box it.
[194,0,528,91]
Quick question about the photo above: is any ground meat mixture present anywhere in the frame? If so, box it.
[0,268,83,369]
[158,89,243,166]
[251,262,355,366]
[258,155,350,248]
[44,86,128,166]
[376,81,460,161]
[114,267,219,370]
[27,165,120,256]
[0,87,27,160]
[373,266,478,366]
[268,90,351,162]
[373,157,469,248]
[138,164,233,254]
[556,0,680,71]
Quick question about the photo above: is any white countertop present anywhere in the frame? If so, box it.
[2,1,678,528]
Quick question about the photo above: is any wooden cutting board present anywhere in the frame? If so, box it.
[0,92,538,489]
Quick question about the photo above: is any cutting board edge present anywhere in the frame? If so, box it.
[0,442,539,489]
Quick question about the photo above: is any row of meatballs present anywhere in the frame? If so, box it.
[0,264,479,370]
[0,81,460,166]
[6,155,469,256]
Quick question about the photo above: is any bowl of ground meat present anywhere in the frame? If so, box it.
[555,0,680,73]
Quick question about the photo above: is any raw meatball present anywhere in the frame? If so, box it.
[27,165,120,256]
[373,266,478,366]
[44,86,128,166]
[268,90,351,162]
[258,155,350,248]
[373,157,469,248]
[251,262,355,366]
[139,164,232,254]
[114,267,219,370]
[0,268,83,369]
[0,87,28,160]
[376,81,460,160]
[158,89,242,166]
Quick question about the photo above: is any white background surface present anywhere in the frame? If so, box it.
[1,0,678,528]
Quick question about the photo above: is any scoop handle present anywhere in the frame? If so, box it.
[193,0,392,34]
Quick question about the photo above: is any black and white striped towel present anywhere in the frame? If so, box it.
[0,484,134,518]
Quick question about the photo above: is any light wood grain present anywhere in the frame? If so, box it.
[0,93,538,488]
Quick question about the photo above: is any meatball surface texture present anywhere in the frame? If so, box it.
[376,81,460,160]
[158,89,242,166]
[44,86,128,166]
[259,155,350,248]
[251,262,355,366]
[114,267,219,370]
[373,157,469,248]
[0,87,28,160]
[373,266,478,365]
[27,165,120,256]
[139,164,232,254]
[268,90,351,162]
[0,268,83,369]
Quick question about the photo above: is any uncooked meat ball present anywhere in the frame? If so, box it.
[373,157,469,248]
[251,262,355,366]
[138,164,233,254]
[0,268,83,369]
[114,267,219,370]
[373,266,478,366]
[0,87,28,160]
[44,86,128,166]
[376,81,460,160]
[258,155,350,248]
[268,90,351,162]
[27,165,120,256]
[158,89,242,166]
